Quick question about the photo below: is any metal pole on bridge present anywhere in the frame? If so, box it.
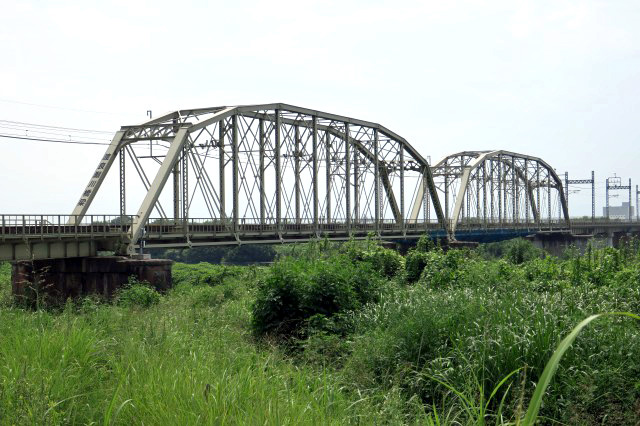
[606,178,609,220]
[629,179,632,221]
[592,171,595,222]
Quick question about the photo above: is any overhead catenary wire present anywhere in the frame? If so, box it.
[0,133,110,146]
[0,119,113,134]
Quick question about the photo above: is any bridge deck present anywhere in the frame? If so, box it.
[0,214,596,261]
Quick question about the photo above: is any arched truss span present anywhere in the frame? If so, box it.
[409,150,570,235]
[70,103,446,252]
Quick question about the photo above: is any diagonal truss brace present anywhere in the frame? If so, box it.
[68,131,126,224]
[127,128,190,253]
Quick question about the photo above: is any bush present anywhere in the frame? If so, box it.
[405,251,432,283]
[417,249,471,288]
[477,238,543,263]
[251,256,383,338]
[115,277,160,308]
[361,247,405,279]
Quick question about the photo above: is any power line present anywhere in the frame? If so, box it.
[0,134,110,146]
[0,119,113,134]
[0,125,110,141]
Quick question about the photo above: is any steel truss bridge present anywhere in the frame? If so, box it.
[1,103,629,261]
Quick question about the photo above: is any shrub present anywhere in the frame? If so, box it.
[417,249,470,288]
[415,235,436,252]
[361,247,405,279]
[405,250,432,283]
[115,277,160,308]
[251,256,383,338]
[503,238,543,264]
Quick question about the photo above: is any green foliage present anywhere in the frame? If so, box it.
[415,234,437,253]
[0,262,11,307]
[189,284,237,308]
[172,262,243,286]
[478,238,543,264]
[343,244,640,425]
[0,263,381,425]
[115,277,160,308]
[405,236,440,283]
[223,244,276,264]
[418,249,471,288]
[361,246,405,279]
[523,312,640,425]
[2,241,640,424]
[251,255,383,338]
[405,250,432,283]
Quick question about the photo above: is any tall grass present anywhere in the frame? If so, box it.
[0,265,381,424]
[0,238,638,424]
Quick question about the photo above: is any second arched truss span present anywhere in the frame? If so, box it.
[410,150,569,235]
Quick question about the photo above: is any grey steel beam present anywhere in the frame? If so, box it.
[345,123,351,230]
[374,129,380,230]
[125,145,168,218]
[536,163,541,227]
[312,117,319,231]
[259,118,266,225]
[294,124,301,224]
[353,144,359,223]
[69,130,126,223]
[326,131,332,223]
[182,141,188,226]
[241,111,405,224]
[172,117,180,222]
[119,149,126,218]
[219,121,226,221]
[128,128,190,253]
[400,146,405,229]
[275,110,281,230]
[232,115,239,233]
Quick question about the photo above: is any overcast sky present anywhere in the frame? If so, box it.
[1,0,639,216]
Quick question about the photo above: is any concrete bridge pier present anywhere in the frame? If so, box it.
[12,256,172,306]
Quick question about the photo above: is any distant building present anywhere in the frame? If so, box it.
[603,202,634,219]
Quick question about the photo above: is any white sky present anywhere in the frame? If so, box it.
[1,0,639,217]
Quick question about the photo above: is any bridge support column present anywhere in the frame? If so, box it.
[11,256,173,306]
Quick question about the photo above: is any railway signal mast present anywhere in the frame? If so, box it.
[564,171,595,221]
[605,175,632,219]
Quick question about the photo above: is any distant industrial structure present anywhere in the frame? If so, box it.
[603,202,634,220]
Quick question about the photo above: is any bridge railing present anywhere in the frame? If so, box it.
[453,218,571,231]
[0,215,134,239]
[143,217,443,236]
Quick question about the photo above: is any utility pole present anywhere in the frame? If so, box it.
[606,176,632,220]
[564,171,595,221]
[636,185,639,222]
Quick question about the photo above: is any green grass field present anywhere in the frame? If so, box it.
[0,239,638,425]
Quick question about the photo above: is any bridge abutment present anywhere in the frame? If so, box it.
[11,256,172,306]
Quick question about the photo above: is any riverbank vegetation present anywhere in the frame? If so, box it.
[0,238,638,424]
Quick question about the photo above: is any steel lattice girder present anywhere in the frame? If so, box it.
[413,150,570,234]
[70,103,447,253]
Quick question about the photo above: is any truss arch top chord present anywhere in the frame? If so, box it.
[68,103,447,253]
